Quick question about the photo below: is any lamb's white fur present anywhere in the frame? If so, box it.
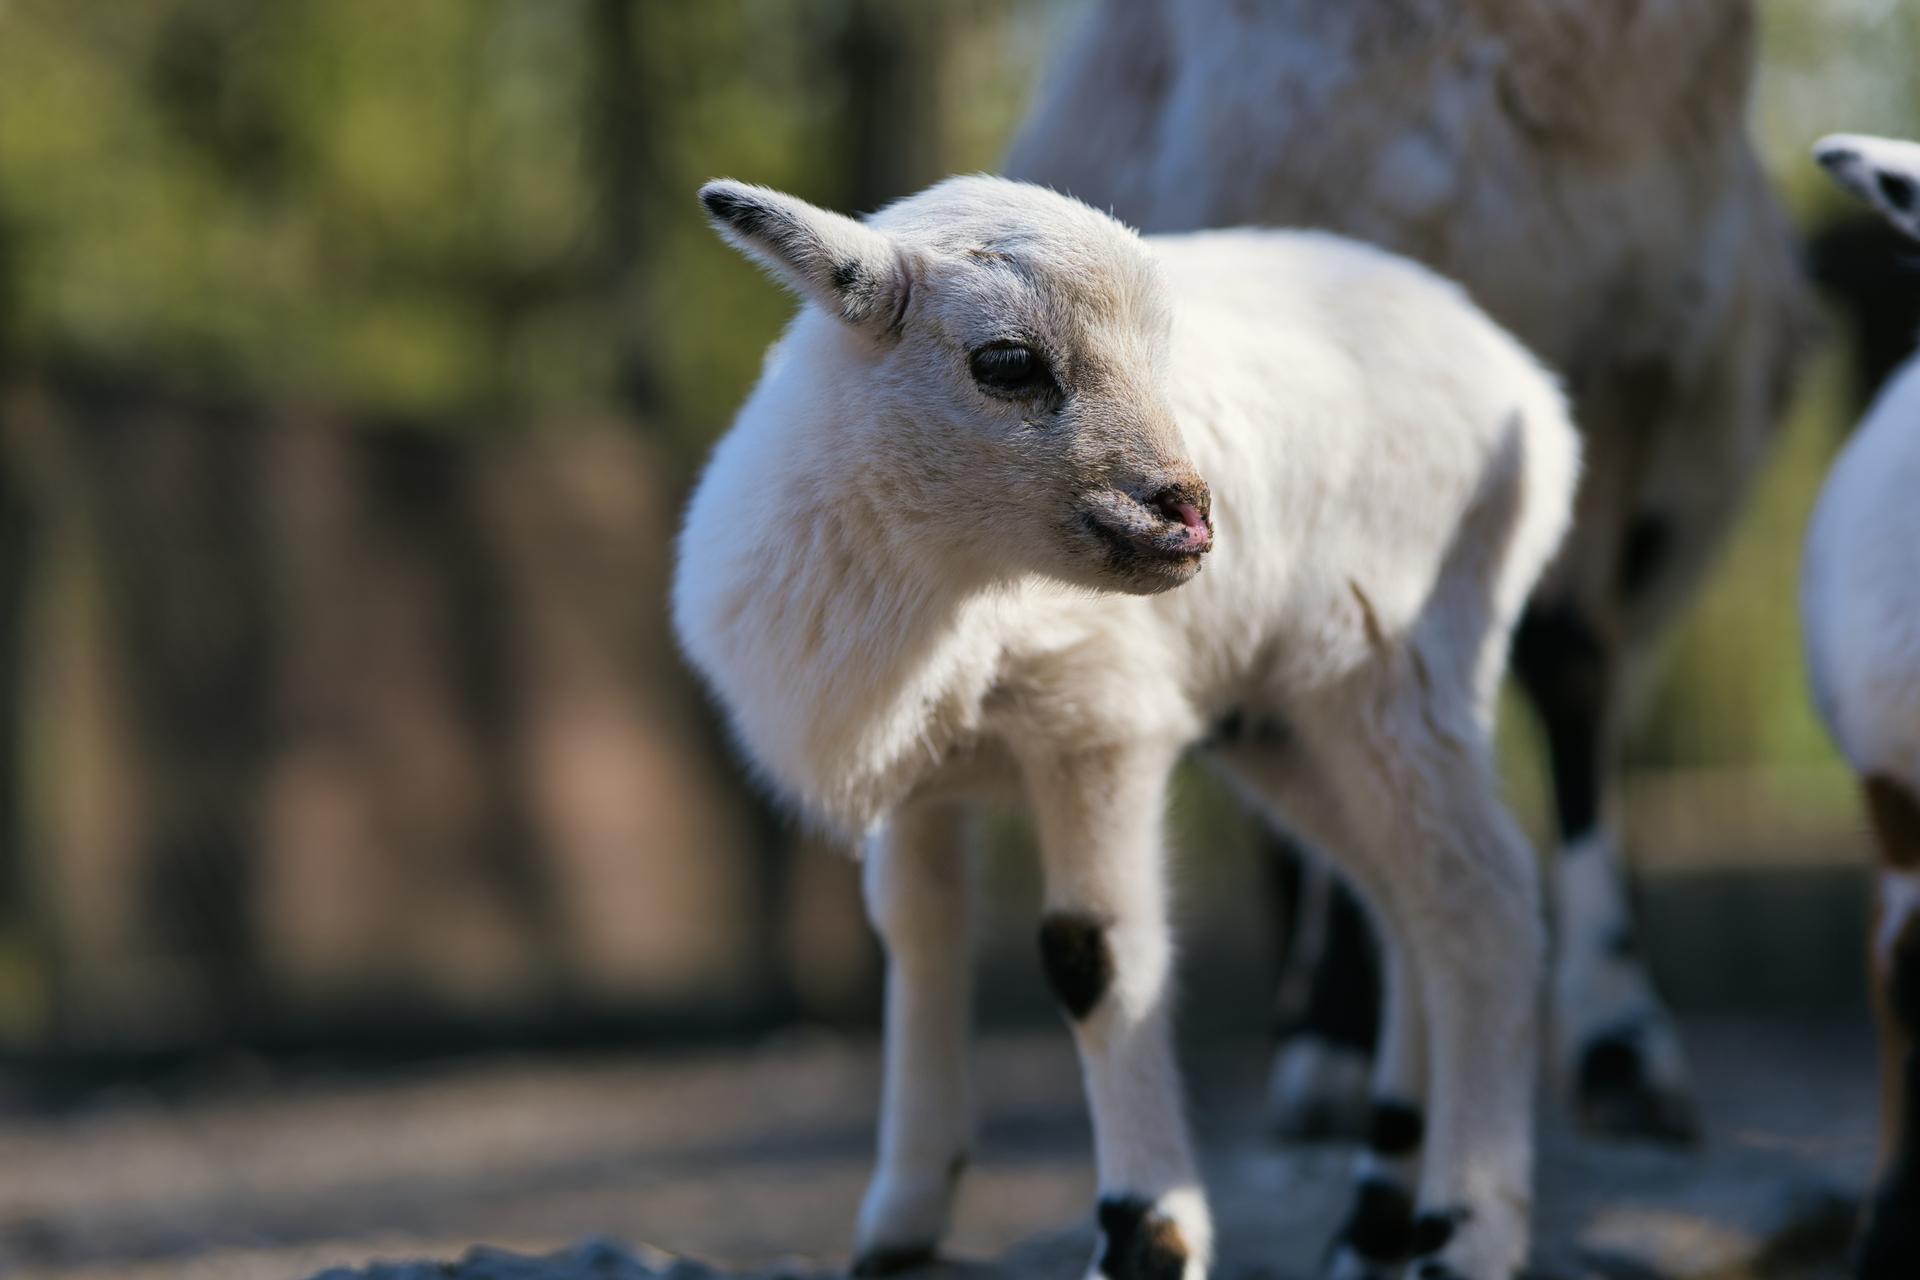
[675,175,1578,1280]
[1803,131,1920,1279]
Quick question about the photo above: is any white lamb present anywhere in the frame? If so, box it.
[673,175,1578,1280]
[1803,131,1920,1280]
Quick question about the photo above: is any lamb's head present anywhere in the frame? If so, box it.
[1817,133,1920,241]
[698,175,1211,595]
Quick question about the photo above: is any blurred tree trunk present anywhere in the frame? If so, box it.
[835,0,950,212]
[586,0,662,413]
[588,0,803,1025]
[0,415,31,949]
[0,210,32,976]
[361,430,577,996]
[67,395,275,1033]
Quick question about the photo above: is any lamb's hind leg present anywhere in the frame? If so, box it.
[1025,744,1210,1280]
[1224,707,1542,1280]
[853,802,976,1275]
[1218,752,1431,1280]
[1512,603,1697,1144]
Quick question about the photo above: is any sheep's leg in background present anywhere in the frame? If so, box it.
[1510,602,1697,1143]
[853,802,977,1275]
[1025,744,1210,1280]
[1321,927,1429,1280]
[1265,850,1380,1141]
[1859,774,1920,1280]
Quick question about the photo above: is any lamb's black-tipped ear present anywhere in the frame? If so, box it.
[1816,134,1920,240]
[699,179,913,332]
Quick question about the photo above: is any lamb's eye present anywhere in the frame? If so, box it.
[968,342,1054,397]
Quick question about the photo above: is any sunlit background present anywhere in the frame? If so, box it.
[0,0,1915,1075]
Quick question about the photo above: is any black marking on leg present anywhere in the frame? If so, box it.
[1576,1023,1699,1144]
[1039,912,1113,1020]
[1409,1206,1472,1256]
[1337,1177,1415,1262]
[850,1245,936,1277]
[1511,602,1605,843]
[1366,1099,1424,1158]
[1618,513,1673,599]
[1096,1196,1189,1280]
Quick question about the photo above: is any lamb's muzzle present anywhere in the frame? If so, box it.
[1082,474,1212,584]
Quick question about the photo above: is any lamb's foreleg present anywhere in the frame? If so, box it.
[853,802,976,1275]
[1026,745,1210,1280]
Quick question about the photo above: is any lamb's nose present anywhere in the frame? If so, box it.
[1146,479,1213,551]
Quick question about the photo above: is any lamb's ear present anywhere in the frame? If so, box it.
[699,179,913,332]
[1816,134,1920,240]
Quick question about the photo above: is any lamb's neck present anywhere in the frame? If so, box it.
[701,424,1005,834]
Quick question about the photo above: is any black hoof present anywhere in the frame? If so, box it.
[1096,1196,1191,1280]
[850,1245,937,1277]
[1575,1032,1699,1145]
[1329,1177,1414,1266]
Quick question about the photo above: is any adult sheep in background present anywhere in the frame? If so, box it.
[674,174,1577,1280]
[1006,0,1815,1144]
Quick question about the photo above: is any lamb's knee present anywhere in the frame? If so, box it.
[1039,911,1114,1020]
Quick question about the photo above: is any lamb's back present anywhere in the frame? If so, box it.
[1145,228,1575,678]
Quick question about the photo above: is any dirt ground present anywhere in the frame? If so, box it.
[0,1010,1880,1280]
